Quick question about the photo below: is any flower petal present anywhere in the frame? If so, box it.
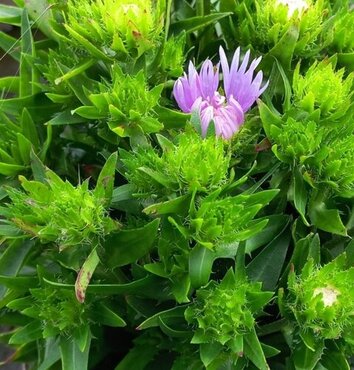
[199,100,215,137]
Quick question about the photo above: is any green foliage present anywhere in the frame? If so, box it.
[0,0,354,368]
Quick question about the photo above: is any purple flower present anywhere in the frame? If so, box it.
[173,46,269,139]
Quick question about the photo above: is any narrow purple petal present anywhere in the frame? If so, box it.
[219,46,230,96]
[199,101,215,137]
[199,59,219,99]
[221,48,268,112]
[238,50,251,75]
[173,79,189,112]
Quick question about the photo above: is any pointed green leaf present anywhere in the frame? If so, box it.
[244,328,268,370]
[247,224,290,291]
[101,219,160,268]
[137,305,187,330]
[94,302,126,327]
[60,336,90,370]
[189,244,215,288]
[170,12,232,35]
[9,320,42,344]
[94,152,117,204]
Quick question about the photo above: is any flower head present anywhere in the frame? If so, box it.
[173,47,268,139]
[286,254,354,341]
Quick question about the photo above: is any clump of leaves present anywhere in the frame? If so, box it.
[1,154,118,249]
[293,59,353,119]
[187,188,278,248]
[120,130,231,198]
[8,288,89,339]
[185,268,273,368]
[74,64,163,138]
[226,0,326,62]
[62,0,165,59]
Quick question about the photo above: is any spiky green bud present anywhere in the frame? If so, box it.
[286,254,354,342]
[63,0,165,59]
[293,59,353,119]
[185,269,273,366]
[3,169,118,249]
[120,130,231,198]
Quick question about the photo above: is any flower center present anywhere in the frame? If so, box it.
[209,92,226,109]
[313,286,340,307]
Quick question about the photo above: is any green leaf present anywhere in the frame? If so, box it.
[292,339,324,370]
[200,342,223,367]
[137,305,187,330]
[143,194,191,215]
[9,320,43,344]
[258,99,282,138]
[16,132,32,164]
[0,93,58,119]
[64,24,112,61]
[0,275,38,290]
[0,224,24,238]
[111,184,134,205]
[320,343,350,370]
[158,317,190,338]
[0,162,26,176]
[25,0,56,40]
[101,219,160,268]
[246,223,291,291]
[30,149,46,182]
[269,24,299,71]
[94,302,126,327]
[0,31,20,61]
[274,58,292,112]
[21,108,40,149]
[72,326,90,353]
[0,4,22,26]
[72,106,106,120]
[0,240,33,298]
[290,233,320,273]
[43,275,166,297]
[37,338,61,370]
[48,110,87,125]
[170,12,232,35]
[293,167,310,226]
[94,152,117,205]
[114,339,158,370]
[54,59,95,85]
[243,328,268,370]
[245,215,290,253]
[75,248,100,303]
[0,76,20,93]
[20,8,34,97]
[154,106,189,129]
[189,244,215,288]
[60,336,90,370]
[309,194,347,236]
